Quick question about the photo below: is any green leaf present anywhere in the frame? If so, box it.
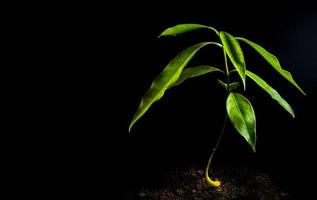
[236,37,306,95]
[217,80,240,91]
[168,66,224,89]
[227,93,256,152]
[220,32,246,90]
[246,70,295,118]
[159,24,219,37]
[129,42,213,132]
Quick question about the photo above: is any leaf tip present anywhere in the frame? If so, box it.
[159,28,173,37]
[252,145,256,153]
[158,33,166,38]
[158,31,167,38]
[296,84,307,96]
[128,123,133,133]
[289,108,295,119]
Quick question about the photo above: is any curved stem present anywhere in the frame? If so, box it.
[205,44,231,187]
[205,113,227,187]
[207,26,220,36]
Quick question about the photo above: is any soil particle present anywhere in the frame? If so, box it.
[135,165,290,200]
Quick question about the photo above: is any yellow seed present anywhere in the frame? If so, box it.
[206,174,221,187]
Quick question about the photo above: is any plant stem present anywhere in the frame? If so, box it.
[205,113,227,185]
[205,47,231,187]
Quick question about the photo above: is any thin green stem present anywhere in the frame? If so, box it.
[205,113,227,185]
[205,45,231,187]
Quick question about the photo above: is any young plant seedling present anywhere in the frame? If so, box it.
[129,24,306,187]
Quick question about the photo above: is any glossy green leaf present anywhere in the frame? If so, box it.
[159,24,219,37]
[236,37,306,95]
[168,66,224,89]
[217,80,240,91]
[220,32,246,90]
[129,42,214,132]
[246,70,294,118]
[227,93,256,152]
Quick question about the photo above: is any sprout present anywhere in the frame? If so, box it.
[129,24,305,187]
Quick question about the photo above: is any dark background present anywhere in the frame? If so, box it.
[109,4,317,199]
[15,2,316,199]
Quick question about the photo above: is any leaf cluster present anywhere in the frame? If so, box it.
[129,24,305,152]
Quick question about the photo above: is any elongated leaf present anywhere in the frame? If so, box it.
[129,42,213,132]
[246,70,294,118]
[217,80,240,91]
[159,24,219,37]
[227,93,256,152]
[236,37,306,95]
[168,66,224,89]
[220,32,246,90]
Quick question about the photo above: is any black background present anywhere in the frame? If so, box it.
[15,2,316,199]
[109,4,317,199]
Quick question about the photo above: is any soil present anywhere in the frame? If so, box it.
[130,165,290,200]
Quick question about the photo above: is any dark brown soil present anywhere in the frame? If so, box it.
[134,165,290,200]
